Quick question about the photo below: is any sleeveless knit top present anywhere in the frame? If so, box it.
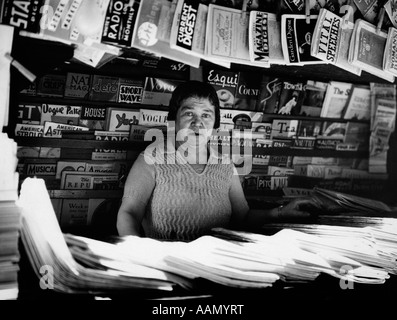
[142,149,234,242]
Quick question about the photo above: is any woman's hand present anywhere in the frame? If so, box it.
[277,197,320,220]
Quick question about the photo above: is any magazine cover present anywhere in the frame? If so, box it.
[255,75,283,113]
[39,0,109,44]
[383,26,397,77]
[270,119,299,139]
[0,0,45,32]
[43,121,89,138]
[138,109,168,126]
[300,80,328,117]
[203,68,239,109]
[17,104,42,124]
[40,104,81,125]
[117,77,144,104]
[101,0,140,47]
[170,0,207,58]
[131,0,200,67]
[36,74,66,97]
[369,82,396,130]
[248,10,285,65]
[311,8,361,76]
[89,75,120,102]
[59,199,89,227]
[55,160,86,179]
[169,0,230,68]
[281,14,323,65]
[277,80,306,115]
[15,124,44,137]
[141,77,183,106]
[353,0,380,24]
[320,81,352,118]
[233,71,261,111]
[349,19,395,82]
[64,72,91,99]
[60,171,119,190]
[106,107,140,132]
[342,84,371,120]
[205,4,269,67]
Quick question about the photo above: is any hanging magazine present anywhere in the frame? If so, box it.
[205,4,270,68]
[348,19,395,82]
[248,10,286,65]
[280,14,323,65]
[169,0,230,68]
[131,0,200,68]
[311,8,361,76]
[383,26,397,77]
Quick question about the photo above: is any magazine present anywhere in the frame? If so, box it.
[276,80,306,115]
[369,82,396,130]
[131,0,200,68]
[383,26,397,77]
[248,10,285,66]
[320,81,352,118]
[205,4,270,68]
[300,80,328,117]
[349,19,395,82]
[280,14,323,65]
[342,84,371,120]
[385,0,397,28]
[169,0,230,68]
[311,8,361,76]
[353,0,380,24]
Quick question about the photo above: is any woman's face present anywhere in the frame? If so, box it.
[175,97,216,143]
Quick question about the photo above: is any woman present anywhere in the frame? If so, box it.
[117,80,315,241]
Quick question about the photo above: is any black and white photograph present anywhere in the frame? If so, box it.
[1,0,397,317]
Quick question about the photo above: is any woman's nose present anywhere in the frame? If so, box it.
[191,115,202,126]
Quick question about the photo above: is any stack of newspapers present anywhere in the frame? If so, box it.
[18,178,193,294]
[19,177,397,294]
[0,133,21,300]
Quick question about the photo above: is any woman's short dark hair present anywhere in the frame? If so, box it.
[168,80,221,129]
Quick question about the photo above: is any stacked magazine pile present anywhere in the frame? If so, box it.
[0,133,21,300]
[18,177,193,295]
[212,226,397,284]
[19,178,397,294]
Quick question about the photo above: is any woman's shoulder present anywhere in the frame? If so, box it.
[141,144,176,165]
